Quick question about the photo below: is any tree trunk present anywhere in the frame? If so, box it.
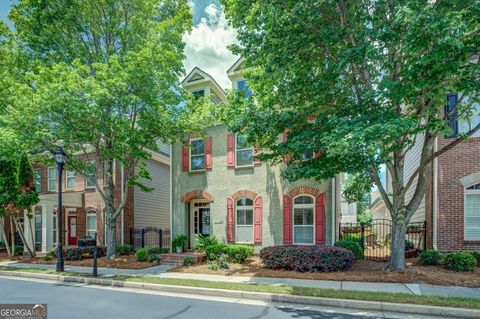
[9,216,14,256]
[387,213,407,270]
[12,215,34,258]
[0,217,12,257]
[105,205,117,260]
[28,214,36,258]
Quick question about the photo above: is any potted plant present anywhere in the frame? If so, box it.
[172,234,187,253]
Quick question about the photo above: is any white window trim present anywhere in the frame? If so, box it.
[235,133,254,168]
[464,183,480,241]
[47,167,56,191]
[34,169,42,192]
[65,171,75,190]
[235,198,254,244]
[293,195,315,245]
[189,138,206,172]
[86,210,97,239]
[34,211,42,245]
[86,161,96,189]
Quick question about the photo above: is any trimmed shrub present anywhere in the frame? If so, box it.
[42,255,53,262]
[63,246,106,261]
[14,245,24,255]
[148,254,160,263]
[334,239,363,260]
[260,245,354,272]
[183,256,194,266]
[195,235,219,252]
[205,243,228,260]
[147,247,169,255]
[405,240,415,251]
[116,244,132,255]
[224,245,254,263]
[135,248,149,262]
[444,252,477,271]
[469,251,480,266]
[418,250,442,265]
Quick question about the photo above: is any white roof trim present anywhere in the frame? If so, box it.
[227,57,244,75]
[460,171,480,187]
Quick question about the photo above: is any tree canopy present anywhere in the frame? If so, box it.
[221,0,480,269]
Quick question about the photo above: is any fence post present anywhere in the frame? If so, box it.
[360,223,365,251]
[159,229,163,249]
[129,228,133,246]
[141,229,145,248]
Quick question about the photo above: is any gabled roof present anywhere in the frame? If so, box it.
[181,67,227,103]
[226,57,244,75]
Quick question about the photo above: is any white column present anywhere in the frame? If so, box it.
[41,204,48,253]
[45,203,54,252]
[23,209,34,254]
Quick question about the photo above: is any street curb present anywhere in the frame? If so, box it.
[1,270,479,319]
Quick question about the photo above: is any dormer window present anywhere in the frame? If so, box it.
[193,90,205,99]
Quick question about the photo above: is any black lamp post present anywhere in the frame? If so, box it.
[54,148,67,272]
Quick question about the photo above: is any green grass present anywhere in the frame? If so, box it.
[112,276,480,310]
[1,266,479,310]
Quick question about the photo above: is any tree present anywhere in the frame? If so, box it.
[0,130,39,257]
[220,0,480,269]
[1,0,211,259]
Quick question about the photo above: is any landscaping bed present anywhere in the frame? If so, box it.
[22,254,157,269]
[171,255,480,288]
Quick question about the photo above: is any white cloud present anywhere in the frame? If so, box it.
[183,3,239,89]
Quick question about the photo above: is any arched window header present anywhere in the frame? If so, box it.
[466,183,480,190]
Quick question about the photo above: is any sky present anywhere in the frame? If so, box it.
[0,0,238,89]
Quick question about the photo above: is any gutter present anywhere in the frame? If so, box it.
[433,138,438,250]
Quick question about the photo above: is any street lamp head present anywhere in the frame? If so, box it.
[54,148,67,165]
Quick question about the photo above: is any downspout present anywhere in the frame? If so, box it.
[169,144,173,252]
[332,177,336,244]
[121,162,124,245]
[433,138,438,250]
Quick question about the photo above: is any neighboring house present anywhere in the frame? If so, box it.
[424,94,480,251]
[24,145,170,253]
[171,60,340,250]
[338,173,358,224]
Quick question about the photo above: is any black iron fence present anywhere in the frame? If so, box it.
[339,219,426,262]
[130,227,170,251]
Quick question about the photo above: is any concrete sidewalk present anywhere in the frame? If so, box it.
[2,260,480,299]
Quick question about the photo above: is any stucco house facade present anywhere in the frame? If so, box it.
[171,60,339,250]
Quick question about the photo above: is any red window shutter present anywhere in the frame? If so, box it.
[282,129,291,162]
[205,136,212,169]
[227,133,235,167]
[254,146,262,165]
[283,195,292,244]
[254,196,263,243]
[227,197,235,242]
[181,136,189,172]
[315,193,325,244]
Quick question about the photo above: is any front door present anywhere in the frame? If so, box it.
[68,215,77,246]
[190,202,210,247]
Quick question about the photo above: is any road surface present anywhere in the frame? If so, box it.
[0,277,446,319]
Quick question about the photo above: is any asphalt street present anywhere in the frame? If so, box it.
[0,277,449,319]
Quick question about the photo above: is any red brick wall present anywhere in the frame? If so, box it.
[432,136,480,251]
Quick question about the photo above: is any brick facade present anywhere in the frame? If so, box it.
[426,136,480,251]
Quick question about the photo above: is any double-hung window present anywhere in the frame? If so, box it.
[47,167,56,191]
[34,210,42,245]
[34,169,41,192]
[86,210,97,239]
[293,195,314,244]
[235,134,254,167]
[86,162,96,188]
[66,171,75,189]
[465,183,480,241]
[190,139,205,171]
[236,198,254,243]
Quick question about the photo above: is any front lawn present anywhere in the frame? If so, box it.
[172,255,480,288]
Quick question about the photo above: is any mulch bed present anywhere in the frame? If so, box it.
[21,254,155,269]
[171,256,480,288]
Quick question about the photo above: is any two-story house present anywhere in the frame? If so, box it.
[25,145,171,253]
[171,60,339,249]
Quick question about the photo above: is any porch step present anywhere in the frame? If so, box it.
[157,252,205,266]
